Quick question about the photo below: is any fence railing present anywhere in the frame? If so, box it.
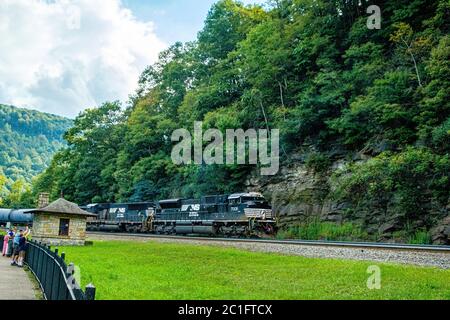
[25,240,96,300]
[1,236,96,300]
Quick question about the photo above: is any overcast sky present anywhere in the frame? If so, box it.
[0,0,266,118]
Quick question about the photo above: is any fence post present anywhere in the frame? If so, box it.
[41,244,49,295]
[66,262,75,300]
[85,284,96,301]
[37,242,43,280]
[69,263,76,288]
[52,248,59,300]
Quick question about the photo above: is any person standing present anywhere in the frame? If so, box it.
[6,231,14,257]
[2,230,11,256]
[17,231,28,268]
[11,230,22,266]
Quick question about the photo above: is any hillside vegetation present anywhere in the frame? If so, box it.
[29,0,449,240]
[0,104,72,207]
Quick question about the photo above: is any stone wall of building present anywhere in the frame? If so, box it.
[32,214,87,246]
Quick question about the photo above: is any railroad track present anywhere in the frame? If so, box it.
[87,231,450,253]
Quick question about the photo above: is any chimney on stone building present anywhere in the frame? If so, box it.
[38,193,50,208]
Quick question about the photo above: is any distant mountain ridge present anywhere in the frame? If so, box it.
[0,104,73,184]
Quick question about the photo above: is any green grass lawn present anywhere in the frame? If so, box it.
[61,240,450,300]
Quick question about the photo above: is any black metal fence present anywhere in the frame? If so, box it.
[1,236,96,300]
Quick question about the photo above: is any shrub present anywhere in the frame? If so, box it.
[305,152,332,173]
[408,231,432,245]
[277,220,370,242]
[331,147,450,229]
[431,117,450,153]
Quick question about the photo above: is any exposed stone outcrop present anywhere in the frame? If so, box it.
[431,215,450,245]
[245,156,449,244]
[245,159,342,228]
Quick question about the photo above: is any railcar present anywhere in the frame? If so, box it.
[0,209,33,227]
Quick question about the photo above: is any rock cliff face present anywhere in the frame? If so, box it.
[431,216,450,245]
[246,163,333,227]
[245,157,449,245]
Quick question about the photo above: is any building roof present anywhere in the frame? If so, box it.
[26,198,96,217]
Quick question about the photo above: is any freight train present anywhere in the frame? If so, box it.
[84,192,277,237]
[0,192,277,237]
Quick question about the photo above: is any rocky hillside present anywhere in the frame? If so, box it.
[246,151,450,245]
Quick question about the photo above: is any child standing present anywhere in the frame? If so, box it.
[6,231,14,257]
[2,230,11,256]
[17,234,27,267]
[17,227,30,267]
[11,230,22,266]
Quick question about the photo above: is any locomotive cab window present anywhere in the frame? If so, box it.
[241,197,262,203]
[59,218,70,236]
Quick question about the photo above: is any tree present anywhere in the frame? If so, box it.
[417,35,450,143]
[390,23,431,87]
[198,0,266,65]
[0,174,7,206]
[4,179,34,208]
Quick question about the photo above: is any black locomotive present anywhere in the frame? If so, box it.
[82,202,155,233]
[84,192,277,237]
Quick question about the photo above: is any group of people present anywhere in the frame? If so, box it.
[2,227,31,268]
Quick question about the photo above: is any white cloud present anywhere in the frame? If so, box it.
[0,0,166,118]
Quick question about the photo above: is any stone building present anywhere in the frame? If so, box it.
[26,198,95,246]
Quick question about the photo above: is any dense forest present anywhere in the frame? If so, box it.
[16,0,449,239]
[0,104,72,207]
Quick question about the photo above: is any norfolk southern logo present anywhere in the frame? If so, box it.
[171,122,280,176]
